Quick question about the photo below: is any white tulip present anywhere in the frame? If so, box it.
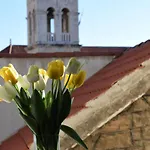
[17,75,30,90]
[0,82,17,103]
[34,75,46,90]
[66,57,81,74]
[4,82,18,98]
[27,65,39,83]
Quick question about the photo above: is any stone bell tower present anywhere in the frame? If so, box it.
[27,0,80,53]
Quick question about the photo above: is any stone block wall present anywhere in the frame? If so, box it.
[70,97,150,150]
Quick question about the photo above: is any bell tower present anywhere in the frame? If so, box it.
[27,0,80,52]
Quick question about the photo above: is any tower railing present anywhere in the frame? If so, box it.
[62,33,71,43]
[47,32,56,43]
[47,32,71,44]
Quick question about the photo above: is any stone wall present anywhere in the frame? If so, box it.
[70,97,150,150]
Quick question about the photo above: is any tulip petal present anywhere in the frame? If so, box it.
[66,57,81,74]
[27,65,39,83]
[34,75,46,90]
[8,64,19,79]
[39,69,49,83]
[47,60,64,79]
[17,75,30,90]
[4,82,17,98]
[75,71,86,88]
[0,85,12,103]
[0,64,18,84]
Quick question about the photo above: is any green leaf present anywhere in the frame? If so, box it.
[61,125,88,149]
[14,96,28,116]
[31,89,45,124]
[49,96,59,133]
[45,91,52,109]
[14,96,33,117]
[20,88,30,105]
[19,110,38,135]
[14,96,23,110]
[59,89,72,124]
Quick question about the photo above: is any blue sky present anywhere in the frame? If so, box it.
[0,0,150,50]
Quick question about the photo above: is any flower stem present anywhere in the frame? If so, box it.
[62,73,71,93]
[32,83,34,91]
[52,80,54,96]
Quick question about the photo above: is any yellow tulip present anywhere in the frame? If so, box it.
[74,70,86,88]
[47,60,64,79]
[64,70,86,89]
[0,64,18,84]
[64,74,76,89]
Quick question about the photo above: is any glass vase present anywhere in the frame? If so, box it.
[33,134,60,150]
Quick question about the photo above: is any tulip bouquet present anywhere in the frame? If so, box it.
[0,58,88,150]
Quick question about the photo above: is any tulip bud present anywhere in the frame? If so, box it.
[39,69,49,83]
[64,70,86,90]
[4,82,18,98]
[66,57,81,74]
[47,60,64,79]
[0,86,12,103]
[0,64,19,84]
[64,74,75,89]
[34,75,46,90]
[8,64,19,79]
[0,82,17,103]
[27,65,39,83]
[17,75,30,90]
[74,70,86,88]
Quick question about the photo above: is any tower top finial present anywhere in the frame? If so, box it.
[9,38,12,45]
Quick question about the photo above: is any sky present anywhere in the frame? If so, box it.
[0,0,150,50]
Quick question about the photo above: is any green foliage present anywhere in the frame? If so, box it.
[15,84,87,149]
[59,89,72,124]
[31,90,45,124]
[20,88,30,105]
[19,110,38,135]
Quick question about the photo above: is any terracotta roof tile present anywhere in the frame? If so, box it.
[18,126,33,148]
[0,45,128,57]
[0,45,27,54]
[81,46,129,52]
[0,41,149,149]
[70,40,150,116]
[0,51,121,58]
[0,133,29,150]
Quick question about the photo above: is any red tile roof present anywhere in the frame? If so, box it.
[0,45,128,57]
[0,41,149,149]
[0,126,32,150]
[0,45,27,54]
[71,41,149,115]
[81,46,129,52]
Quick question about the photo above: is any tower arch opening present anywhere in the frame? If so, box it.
[47,7,55,33]
[62,8,69,33]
